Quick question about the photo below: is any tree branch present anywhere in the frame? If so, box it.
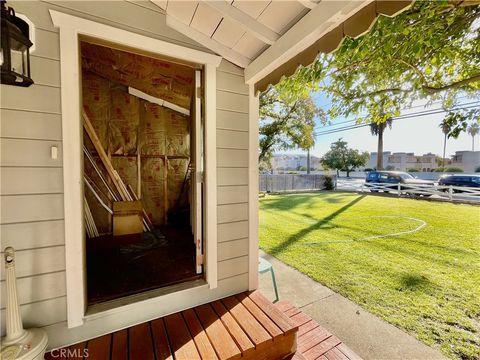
[423,73,480,93]
[334,73,480,101]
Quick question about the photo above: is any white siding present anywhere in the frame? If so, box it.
[0,0,253,347]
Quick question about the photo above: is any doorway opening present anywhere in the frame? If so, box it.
[80,39,204,306]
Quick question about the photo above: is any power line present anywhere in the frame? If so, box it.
[313,103,480,137]
[313,97,478,131]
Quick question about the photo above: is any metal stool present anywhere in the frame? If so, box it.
[258,257,279,303]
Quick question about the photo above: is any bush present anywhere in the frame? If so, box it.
[323,175,335,190]
[364,168,374,172]
[434,167,464,173]
[385,165,395,170]
[407,168,419,172]
[445,167,463,173]
[476,166,480,173]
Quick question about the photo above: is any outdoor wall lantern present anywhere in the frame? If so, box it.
[1,0,34,87]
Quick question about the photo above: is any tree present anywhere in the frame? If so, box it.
[279,1,480,134]
[321,139,369,177]
[370,118,393,170]
[439,119,452,170]
[467,122,480,151]
[259,87,325,164]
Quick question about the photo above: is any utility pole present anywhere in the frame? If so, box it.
[307,148,311,174]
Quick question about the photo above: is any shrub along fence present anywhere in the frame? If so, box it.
[259,174,333,193]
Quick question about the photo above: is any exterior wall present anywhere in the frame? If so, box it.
[1,0,252,347]
[368,152,437,171]
[450,151,480,173]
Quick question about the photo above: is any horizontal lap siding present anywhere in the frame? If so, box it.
[0,2,252,341]
[0,109,62,140]
[1,297,67,334]
[216,63,250,283]
[1,167,64,195]
[1,220,65,251]
[0,272,66,309]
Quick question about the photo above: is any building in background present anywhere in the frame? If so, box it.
[449,151,480,173]
[367,152,437,171]
[367,151,480,172]
[271,154,322,172]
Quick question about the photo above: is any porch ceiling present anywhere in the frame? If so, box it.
[152,0,414,91]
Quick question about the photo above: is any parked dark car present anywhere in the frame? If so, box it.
[365,171,434,193]
[438,174,480,191]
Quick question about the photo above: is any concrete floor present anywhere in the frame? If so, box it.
[258,250,446,360]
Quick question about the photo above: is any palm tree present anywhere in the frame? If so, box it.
[439,120,452,171]
[467,122,479,151]
[370,119,392,170]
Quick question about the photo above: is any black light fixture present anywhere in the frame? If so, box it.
[1,0,34,87]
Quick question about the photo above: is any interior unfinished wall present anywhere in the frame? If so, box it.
[81,42,193,231]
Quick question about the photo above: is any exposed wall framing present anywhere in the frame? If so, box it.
[81,42,195,233]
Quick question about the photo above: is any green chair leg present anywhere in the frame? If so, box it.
[269,267,279,303]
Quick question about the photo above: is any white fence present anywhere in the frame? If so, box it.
[338,182,480,202]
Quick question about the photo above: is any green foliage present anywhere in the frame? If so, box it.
[475,166,480,172]
[445,167,464,172]
[321,139,369,176]
[433,167,463,172]
[441,110,480,139]
[259,87,325,163]
[370,118,393,136]
[279,1,480,133]
[323,175,335,190]
[467,121,480,138]
[385,165,395,171]
[407,168,420,172]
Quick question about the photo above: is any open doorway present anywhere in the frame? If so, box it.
[80,39,204,305]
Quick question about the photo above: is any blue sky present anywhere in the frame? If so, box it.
[282,92,479,158]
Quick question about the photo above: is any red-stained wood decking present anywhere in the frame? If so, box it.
[45,291,297,360]
[45,292,362,360]
[277,301,362,360]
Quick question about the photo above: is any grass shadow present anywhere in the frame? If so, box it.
[268,194,366,255]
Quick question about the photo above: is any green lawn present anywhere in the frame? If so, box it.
[259,192,480,360]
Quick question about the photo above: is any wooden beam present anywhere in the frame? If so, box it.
[297,0,317,10]
[150,0,167,11]
[245,0,372,84]
[166,15,250,68]
[128,87,190,116]
[82,110,126,198]
[204,1,280,45]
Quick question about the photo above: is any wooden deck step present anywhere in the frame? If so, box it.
[45,291,298,360]
[276,301,362,360]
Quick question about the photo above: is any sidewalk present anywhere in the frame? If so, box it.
[258,251,446,360]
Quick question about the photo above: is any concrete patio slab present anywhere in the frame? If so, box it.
[258,250,446,360]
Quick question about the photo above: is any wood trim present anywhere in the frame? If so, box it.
[166,15,250,69]
[50,9,220,328]
[204,1,280,45]
[49,10,221,67]
[56,25,85,328]
[205,63,218,289]
[248,85,259,290]
[297,0,317,10]
[244,0,371,84]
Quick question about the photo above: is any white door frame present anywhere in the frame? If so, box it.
[50,10,221,328]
